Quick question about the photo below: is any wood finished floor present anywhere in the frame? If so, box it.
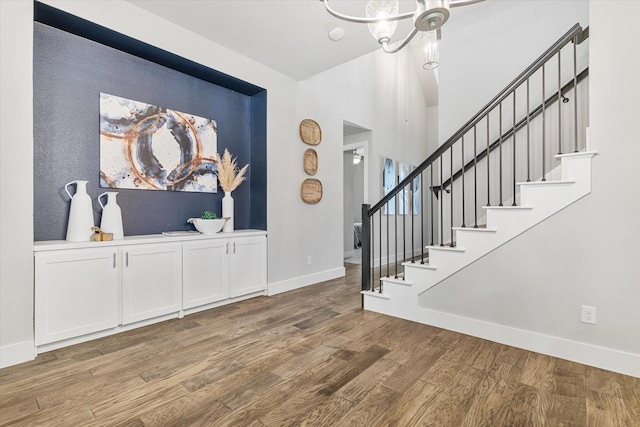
[1,264,638,426]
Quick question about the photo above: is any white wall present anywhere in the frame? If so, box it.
[0,1,35,367]
[0,0,431,364]
[439,0,589,142]
[419,0,640,375]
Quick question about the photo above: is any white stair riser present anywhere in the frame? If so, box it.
[363,284,418,321]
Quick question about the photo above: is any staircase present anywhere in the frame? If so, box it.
[360,24,591,322]
[363,150,596,321]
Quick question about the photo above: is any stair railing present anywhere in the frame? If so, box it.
[361,23,589,295]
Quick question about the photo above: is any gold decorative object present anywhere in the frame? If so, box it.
[91,226,113,241]
[303,149,318,175]
[301,179,323,204]
[299,119,321,145]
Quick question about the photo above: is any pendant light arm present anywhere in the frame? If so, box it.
[450,0,485,7]
[381,27,419,53]
[321,0,414,24]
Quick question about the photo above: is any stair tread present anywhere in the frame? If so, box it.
[555,150,597,159]
[517,179,575,186]
[482,205,533,210]
[381,276,413,285]
[361,290,391,299]
[452,226,497,232]
[402,261,437,270]
[426,245,465,252]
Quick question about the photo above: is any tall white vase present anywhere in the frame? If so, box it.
[65,180,94,242]
[98,192,124,239]
[222,191,234,232]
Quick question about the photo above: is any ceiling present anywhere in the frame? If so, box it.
[126,0,439,105]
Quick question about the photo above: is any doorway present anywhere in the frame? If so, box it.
[343,122,370,264]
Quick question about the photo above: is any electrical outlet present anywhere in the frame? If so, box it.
[306,256,312,266]
[581,305,596,324]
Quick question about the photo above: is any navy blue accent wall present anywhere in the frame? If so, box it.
[33,7,267,241]
[250,91,268,230]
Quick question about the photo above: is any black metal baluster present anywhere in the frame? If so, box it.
[411,179,415,263]
[430,166,434,246]
[473,125,478,228]
[450,147,454,246]
[420,171,424,264]
[573,35,579,152]
[386,202,389,279]
[512,91,517,206]
[527,78,531,182]
[379,210,382,291]
[487,114,491,206]
[461,135,466,228]
[440,155,444,247]
[542,64,547,181]
[403,184,406,268]
[558,51,562,155]
[499,102,504,206]
[394,193,398,279]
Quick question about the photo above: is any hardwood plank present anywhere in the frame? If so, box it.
[503,383,552,427]
[520,351,556,391]
[586,389,634,427]
[2,264,637,426]
[415,365,485,426]
[376,379,441,426]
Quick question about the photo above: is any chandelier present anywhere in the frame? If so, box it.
[322,0,483,69]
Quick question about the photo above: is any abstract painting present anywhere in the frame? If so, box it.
[398,162,411,215]
[382,157,395,215]
[100,93,218,192]
[412,166,421,215]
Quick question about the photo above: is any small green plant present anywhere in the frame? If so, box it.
[201,210,218,220]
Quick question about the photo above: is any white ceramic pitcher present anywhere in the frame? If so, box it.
[65,180,94,242]
[98,192,124,239]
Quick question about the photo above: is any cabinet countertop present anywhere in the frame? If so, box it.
[34,229,267,252]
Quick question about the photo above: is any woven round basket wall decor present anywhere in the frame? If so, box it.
[303,149,318,175]
[299,119,321,145]
[301,178,322,204]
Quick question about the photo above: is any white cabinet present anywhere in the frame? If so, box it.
[34,230,266,350]
[182,239,228,309]
[182,235,267,307]
[228,235,267,298]
[35,248,119,346]
[121,244,182,325]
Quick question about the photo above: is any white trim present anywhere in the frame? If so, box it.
[0,340,35,369]
[267,267,345,296]
[417,307,640,378]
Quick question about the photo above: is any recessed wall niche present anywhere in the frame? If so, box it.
[33,2,266,241]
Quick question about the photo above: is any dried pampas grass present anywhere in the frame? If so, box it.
[216,149,249,192]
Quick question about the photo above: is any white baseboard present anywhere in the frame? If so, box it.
[267,267,345,296]
[344,250,355,259]
[0,340,35,369]
[417,307,640,378]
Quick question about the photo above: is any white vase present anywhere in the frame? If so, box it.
[222,191,234,232]
[65,180,95,242]
[98,192,124,239]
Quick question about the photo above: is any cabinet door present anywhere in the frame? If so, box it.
[228,235,267,298]
[182,239,229,309]
[121,244,182,325]
[35,249,119,346]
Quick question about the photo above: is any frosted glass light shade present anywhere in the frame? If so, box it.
[366,0,399,43]
[421,30,439,70]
